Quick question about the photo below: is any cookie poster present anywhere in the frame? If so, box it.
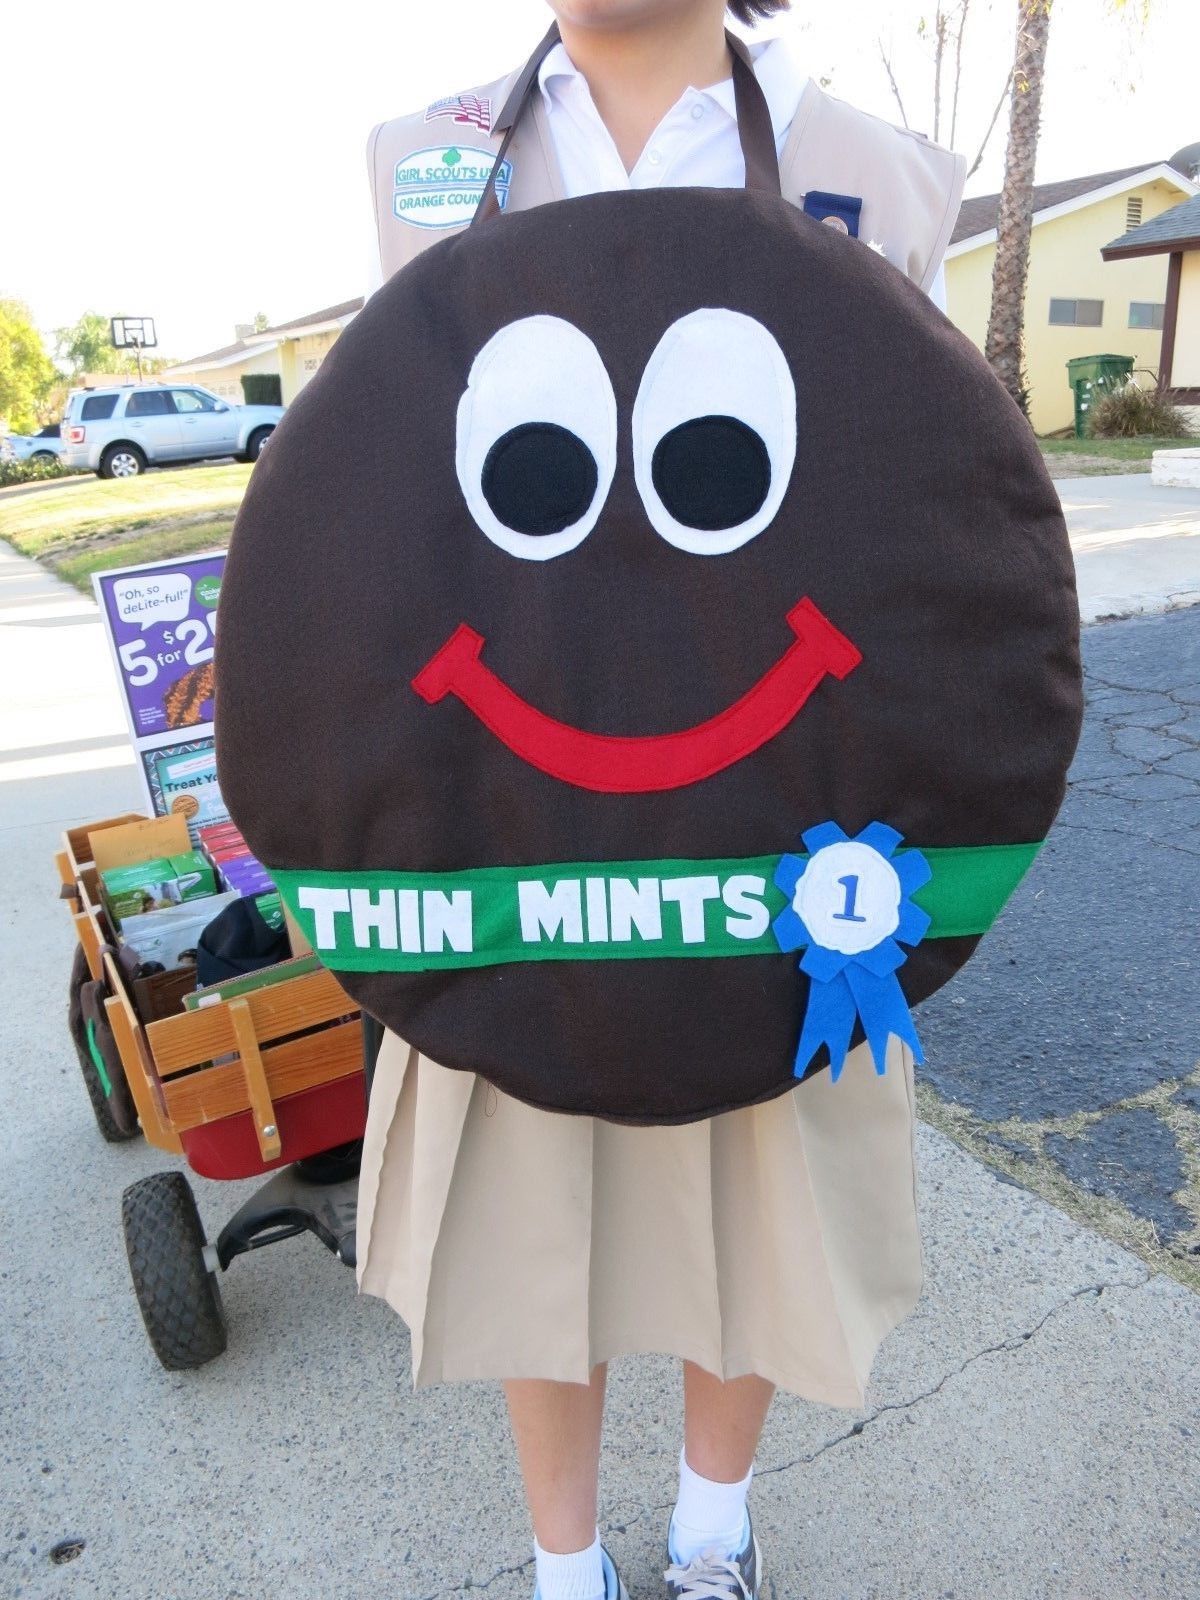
[139,736,230,841]
[94,553,223,741]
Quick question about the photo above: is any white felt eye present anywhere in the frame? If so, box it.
[455,315,617,560]
[632,309,796,555]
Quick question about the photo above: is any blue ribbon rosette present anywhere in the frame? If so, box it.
[773,821,933,1081]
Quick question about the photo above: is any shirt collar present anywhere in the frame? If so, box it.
[537,35,803,143]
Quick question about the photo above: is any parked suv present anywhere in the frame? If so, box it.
[60,384,283,478]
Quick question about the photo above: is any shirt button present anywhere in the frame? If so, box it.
[691,104,705,120]
[647,148,662,165]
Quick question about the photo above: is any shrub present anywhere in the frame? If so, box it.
[0,456,81,487]
[241,373,283,407]
[1087,381,1193,439]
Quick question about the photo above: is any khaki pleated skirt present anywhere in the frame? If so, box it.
[355,1031,923,1407]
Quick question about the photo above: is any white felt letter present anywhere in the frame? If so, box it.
[422,889,474,953]
[661,876,722,944]
[519,880,585,944]
[297,886,350,949]
[609,877,663,942]
[722,875,770,940]
[585,877,609,943]
[350,888,399,950]
[397,889,422,953]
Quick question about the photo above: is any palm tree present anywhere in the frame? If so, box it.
[984,0,1053,413]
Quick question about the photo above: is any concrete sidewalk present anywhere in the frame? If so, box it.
[1,532,1198,1600]
[1061,472,1200,623]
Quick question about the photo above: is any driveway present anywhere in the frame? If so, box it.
[1059,473,1200,622]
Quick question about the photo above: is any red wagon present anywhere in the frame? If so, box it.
[57,812,368,1368]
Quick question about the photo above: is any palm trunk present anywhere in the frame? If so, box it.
[984,0,1053,414]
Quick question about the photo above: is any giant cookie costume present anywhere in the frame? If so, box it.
[217,33,1082,1125]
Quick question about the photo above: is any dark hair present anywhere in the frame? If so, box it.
[727,0,792,22]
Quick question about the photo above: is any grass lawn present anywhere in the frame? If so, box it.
[0,463,249,590]
[1038,434,1197,477]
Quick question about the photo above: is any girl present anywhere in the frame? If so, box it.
[358,5,964,1597]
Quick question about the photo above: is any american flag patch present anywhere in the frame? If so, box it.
[424,93,492,132]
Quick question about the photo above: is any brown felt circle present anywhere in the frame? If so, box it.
[216,188,1083,1125]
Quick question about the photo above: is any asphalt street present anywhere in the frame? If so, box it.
[920,606,1200,1269]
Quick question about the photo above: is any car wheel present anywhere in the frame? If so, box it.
[100,444,146,480]
[31,450,56,463]
[245,426,274,463]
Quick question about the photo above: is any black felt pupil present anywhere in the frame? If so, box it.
[481,422,598,537]
[651,415,771,532]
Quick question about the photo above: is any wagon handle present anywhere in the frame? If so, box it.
[228,997,283,1164]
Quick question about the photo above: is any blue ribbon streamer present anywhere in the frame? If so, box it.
[773,822,932,1083]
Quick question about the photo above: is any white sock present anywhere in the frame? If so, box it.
[534,1530,606,1600]
[669,1448,753,1565]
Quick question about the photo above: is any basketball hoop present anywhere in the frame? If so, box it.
[111,316,158,382]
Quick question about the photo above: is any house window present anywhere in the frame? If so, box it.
[1129,301,1165,330]
[1049,298,1104,326]
[1125,195,1144,230]
[303,356,321,372]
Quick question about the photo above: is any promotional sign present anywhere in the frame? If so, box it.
[139,737,230,841]
[94,554,222,741]
[93,552,226,820]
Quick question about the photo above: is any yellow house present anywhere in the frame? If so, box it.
[1103,190,1200,432]
[159,337,282,403]
[245,299,363,404]
[944,158,1198,434]
[163,297,363,406]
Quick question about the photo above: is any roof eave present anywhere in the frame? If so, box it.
[244,319,345,342]
[164,339,281,374]
[1102,237,1200,261]
[248,303,363,341]
[946,162,1200,258]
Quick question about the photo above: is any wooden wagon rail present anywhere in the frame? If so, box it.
[60,813,362,1165]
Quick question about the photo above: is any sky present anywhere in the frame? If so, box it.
[2,0,1196,365]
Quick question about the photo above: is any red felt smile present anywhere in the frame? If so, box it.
[411,596,862,793]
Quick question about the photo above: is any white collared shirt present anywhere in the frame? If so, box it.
[536,36,799,196]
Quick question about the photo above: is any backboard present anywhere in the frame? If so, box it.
[110,316,157,350]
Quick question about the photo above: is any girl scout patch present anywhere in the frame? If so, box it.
[393,146,512,228]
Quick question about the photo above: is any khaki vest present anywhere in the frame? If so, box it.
[367,67,965,293]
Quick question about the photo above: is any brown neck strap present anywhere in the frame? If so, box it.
[727,31,782,198]
[471,23,781,226]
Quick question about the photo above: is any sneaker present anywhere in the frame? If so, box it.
[664,1511,761,1599]
[603,1548,630,1600]
[534,1546,628,1600]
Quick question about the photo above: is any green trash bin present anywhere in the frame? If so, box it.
[1067,353,1134,438]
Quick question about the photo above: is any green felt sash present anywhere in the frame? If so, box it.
[271,841,1040,974]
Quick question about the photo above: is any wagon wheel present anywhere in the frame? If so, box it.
[122,1172,228,1369]
[67,944,139,1143]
